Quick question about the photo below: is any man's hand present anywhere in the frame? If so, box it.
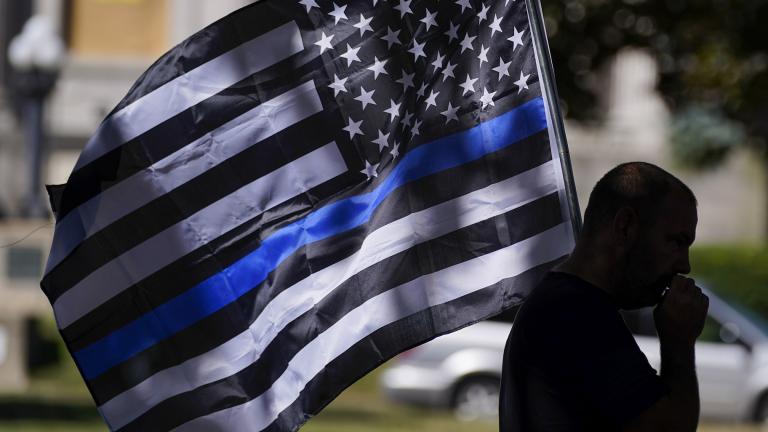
[625,276,708,432]
[653,275,709,346]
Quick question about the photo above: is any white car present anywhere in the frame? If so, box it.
[380,287,768,422]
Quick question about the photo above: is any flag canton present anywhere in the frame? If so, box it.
[293,0,540,180]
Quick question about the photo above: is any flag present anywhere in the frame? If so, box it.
[41,0,577,430]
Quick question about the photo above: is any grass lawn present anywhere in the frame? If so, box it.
[0,350,106,431]
[0,355,762,431]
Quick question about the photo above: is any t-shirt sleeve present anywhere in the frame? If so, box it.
[532,302,669,427]
[575,331,669,426]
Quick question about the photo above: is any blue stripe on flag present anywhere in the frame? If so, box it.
[74,97,547,379]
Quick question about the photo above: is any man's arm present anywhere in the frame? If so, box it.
[623,341,698,431]
[623,276,708,432]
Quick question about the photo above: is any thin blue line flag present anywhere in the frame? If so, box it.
[41,0,577,430]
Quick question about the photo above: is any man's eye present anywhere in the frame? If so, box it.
[668,236,685,247]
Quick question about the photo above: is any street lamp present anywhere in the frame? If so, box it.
[7,15,66,219]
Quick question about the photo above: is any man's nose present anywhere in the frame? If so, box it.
[676,249,691,275]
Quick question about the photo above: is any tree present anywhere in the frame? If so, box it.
[543,0,768,234]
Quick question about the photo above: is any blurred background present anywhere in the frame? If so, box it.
[0,0,765,431]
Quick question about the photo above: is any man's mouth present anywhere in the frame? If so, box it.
[652,275,675,302]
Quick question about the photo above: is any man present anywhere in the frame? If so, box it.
[499,162,709,431]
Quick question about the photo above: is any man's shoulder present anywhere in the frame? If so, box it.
[508,272,649,376]
[513,271,624,339]
[525,271,612,311]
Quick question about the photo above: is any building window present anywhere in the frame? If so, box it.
[6,246,43,280]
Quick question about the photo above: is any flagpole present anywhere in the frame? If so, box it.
[524,0,583,237]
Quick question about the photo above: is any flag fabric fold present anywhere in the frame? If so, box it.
[41,0,577,430]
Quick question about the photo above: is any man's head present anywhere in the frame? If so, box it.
[580,162,698,309]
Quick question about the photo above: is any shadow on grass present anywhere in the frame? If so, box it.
[0,397,100,421]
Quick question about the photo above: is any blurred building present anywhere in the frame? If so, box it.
[0,0,764,390]
[0,0,252,391]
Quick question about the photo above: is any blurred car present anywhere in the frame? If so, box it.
[379,286,768,423]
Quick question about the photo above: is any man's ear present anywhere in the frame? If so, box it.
[612,206,640,247]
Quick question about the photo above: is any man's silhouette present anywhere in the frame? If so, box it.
[499,162,708,431]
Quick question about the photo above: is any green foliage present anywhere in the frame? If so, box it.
[0,423,106,432]
[691,245,768,317]
[545,0,768,148]
[24,318,92,402]
[669,105,746,169]
[544,0,768,237]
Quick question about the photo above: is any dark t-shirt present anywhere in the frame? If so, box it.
[499,272,668,431]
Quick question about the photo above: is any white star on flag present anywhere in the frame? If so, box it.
[367,57,389,79]
[353,14,374,36]
[460,74,477,95]
[402,110,414,127]
[492,57,512,79]
[420,9,439,30]
[384,99,402,121]
[390,141,401,158]
[441,61,457,81]
[514,71,531,93]
[431,51,445,72]
[372,130,390,151]
[328,74,348,96]
[440,102,460,124]
[329,3,348,24]
[394,0,413,18]
[477,3,490,23]
[478,44,489,67]
[340,44,361,66]
[425,90,440,109]
[455,0,472,13]
[314,32,334,53]
[489,14,503,36]
[381,27,402,49]
[360,160,380,179]
[446,21,460,42]
[344,118,364,138]
[480,87,496,108]
[416,82,428,98]
[508,27,525,50]
[355,86,377,109]
[299,0,319,12]
[412,119,422,137]
[409,40,427,61]
[397,72,415,90]
[460,33,476,53]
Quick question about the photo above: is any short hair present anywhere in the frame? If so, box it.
[581,162,697,235]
